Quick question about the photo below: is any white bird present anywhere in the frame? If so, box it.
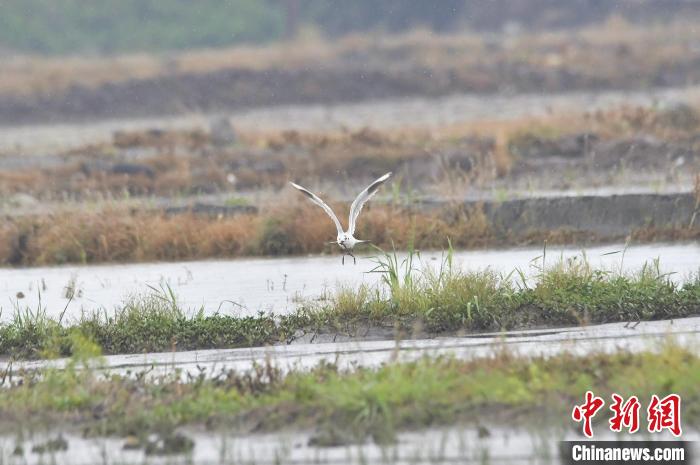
[290,172,392,264]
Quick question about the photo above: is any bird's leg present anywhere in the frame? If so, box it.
[342,254,345,265]
[350,252,356,265]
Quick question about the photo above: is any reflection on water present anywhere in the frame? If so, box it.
[1,424,694,465]
[0,242,698,323]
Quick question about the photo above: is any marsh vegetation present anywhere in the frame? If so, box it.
[2,249,698,359]
[1,335,697,447]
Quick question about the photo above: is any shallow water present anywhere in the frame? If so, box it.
[1,242,698,323]
[1,424,693,465]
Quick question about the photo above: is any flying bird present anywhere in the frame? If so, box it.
[290,172,392,264]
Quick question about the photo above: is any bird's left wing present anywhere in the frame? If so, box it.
[348,172,392,235]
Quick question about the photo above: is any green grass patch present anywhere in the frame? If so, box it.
[1,250,699,359]
[1,342,699,441]
[0,286,283,359]
[223,196,250,207]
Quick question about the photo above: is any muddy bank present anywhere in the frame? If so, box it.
[469,192,698,238]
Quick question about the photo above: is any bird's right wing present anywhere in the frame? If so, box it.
[290,182,344,235]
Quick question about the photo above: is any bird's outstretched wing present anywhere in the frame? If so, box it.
[348,172,392,235]
[290,182,344,235]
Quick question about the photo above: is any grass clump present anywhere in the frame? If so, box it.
[1,343,699,440]
[1,251,699,360]
[315,246,700,334]
[0,286,281,359]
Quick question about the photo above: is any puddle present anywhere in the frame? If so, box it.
[0,242,698,324]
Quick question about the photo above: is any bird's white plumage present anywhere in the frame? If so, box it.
[348,171,391,235]
[289,182,344,235]
[290,172,392,263]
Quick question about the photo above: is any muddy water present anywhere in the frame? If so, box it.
[1,242,698,323]
[2,85,700,153]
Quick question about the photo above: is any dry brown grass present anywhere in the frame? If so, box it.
[425,101,700,189]
[0,53,163,96]
[112,128,209,150]
[3,100,698,201]
[0,126,436,198]
[491,129,513,177]
[1,193,696,266]
[0,204,489,265]
[0,27,482,97]
[0,203,497,266]
[631,225,700,243]
[0,30,460,97]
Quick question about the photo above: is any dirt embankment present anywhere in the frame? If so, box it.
[477,193,698,238]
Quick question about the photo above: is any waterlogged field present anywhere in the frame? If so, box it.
[1,339,698,464]
[1,243,699,359]
[1,242,698,323]
[1,241,697,464]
